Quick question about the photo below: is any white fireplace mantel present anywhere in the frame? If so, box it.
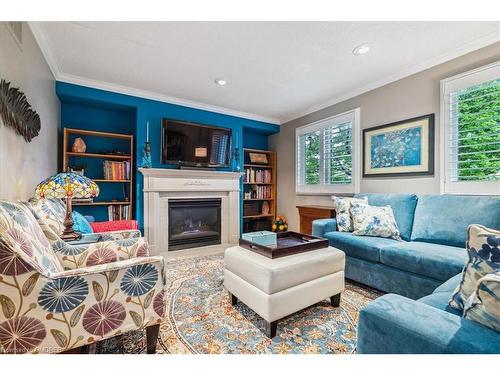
[139,168,243,255]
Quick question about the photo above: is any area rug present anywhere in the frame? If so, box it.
[96,254,382,354]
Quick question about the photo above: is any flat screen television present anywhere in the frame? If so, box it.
[161,119,232,168]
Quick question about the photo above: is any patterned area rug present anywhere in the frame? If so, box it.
[96,254,382,354]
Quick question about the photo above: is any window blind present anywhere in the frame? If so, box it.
[295,108,359,194]
[448,78,500,182]
[324,121,353,184]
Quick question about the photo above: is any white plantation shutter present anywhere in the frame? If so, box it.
[441,61,500,195]
[324,121,353,185]
[296,109,360,194]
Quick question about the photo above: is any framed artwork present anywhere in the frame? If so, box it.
[363,114,434,177]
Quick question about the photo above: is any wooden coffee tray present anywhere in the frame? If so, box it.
[238,231,329,259]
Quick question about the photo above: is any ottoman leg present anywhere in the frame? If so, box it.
[265,321,278,339]
[229,292,238,306]
[330,293,341,307]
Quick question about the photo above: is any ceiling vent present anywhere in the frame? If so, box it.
[5,22,23,49]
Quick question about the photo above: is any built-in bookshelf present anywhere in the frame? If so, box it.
[242,148,276,233]
[62,128,134,220]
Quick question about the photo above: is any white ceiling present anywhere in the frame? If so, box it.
[31,22,499,124]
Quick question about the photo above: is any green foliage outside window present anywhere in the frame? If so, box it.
[456,79,500,181]
[304,132,320,184]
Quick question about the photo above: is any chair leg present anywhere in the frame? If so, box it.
[330,293,341,307]
[229,292,238,306]
[146,324,160,354]
[265,320,278,339]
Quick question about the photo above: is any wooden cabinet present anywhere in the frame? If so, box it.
[296,205,336,235]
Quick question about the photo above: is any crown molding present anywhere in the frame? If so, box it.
[28,21,498,127]
[28,22,60,79]
[281,30,500,124]
[56,73,282,124]
[27,22,281,125]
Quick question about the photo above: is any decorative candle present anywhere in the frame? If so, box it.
[146,121,150,142]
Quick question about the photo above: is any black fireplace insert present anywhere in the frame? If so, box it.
[168,198,222,251]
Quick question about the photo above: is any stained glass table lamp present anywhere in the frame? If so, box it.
[36,172,99,241]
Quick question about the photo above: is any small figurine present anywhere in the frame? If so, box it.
[72,137,86,153]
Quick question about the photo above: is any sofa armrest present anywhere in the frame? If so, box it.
[357,294,500,354]
[312,218,337,238]
[52,236,149,270]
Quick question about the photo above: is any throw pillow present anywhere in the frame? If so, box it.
[449,224,500,310]
[332,196,368,232]
[72,210,94,234]
[463,271,500,332]
[350,202,401,240]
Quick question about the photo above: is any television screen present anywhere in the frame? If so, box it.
[161,119,232,167]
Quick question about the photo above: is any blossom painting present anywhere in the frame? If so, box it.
[370,126,422,168]
[363,114,434,177]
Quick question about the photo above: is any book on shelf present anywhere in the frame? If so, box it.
[244,167,272,183]
[107,204,130,221]
[103,160,131,180]
[246,185,272,199]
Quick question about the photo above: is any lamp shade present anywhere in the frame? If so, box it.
[36,172,99,199]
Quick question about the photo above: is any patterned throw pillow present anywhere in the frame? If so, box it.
[350,202,401,240]
[332,196,368,232]
[450,225,500,310]
[463,271,500,332]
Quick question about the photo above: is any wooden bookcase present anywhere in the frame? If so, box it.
[62,128,134,220]
[242,148,276,233]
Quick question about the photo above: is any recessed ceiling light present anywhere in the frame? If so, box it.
[352,45,370,56]
[214,78,227,86]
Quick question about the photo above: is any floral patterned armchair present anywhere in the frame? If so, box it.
[0,201,165,354]
[28,198,140,241]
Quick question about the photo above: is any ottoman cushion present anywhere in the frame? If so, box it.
[224,246,345,294]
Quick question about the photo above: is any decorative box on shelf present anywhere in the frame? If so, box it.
[242,230,277,246]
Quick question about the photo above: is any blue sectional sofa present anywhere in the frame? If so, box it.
[312,193,500,353]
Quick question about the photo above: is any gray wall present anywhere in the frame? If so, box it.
[270,42,500,231]
[0,23,59,200]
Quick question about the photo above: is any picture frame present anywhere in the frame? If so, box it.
[249,152,268,164]
[363,114,434,178]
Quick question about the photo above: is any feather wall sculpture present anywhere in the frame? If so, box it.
[0,79,41,142]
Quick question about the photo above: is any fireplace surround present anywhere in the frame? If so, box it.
[140,168,242,255]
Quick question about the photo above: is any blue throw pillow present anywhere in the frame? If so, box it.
[72,210,94,234]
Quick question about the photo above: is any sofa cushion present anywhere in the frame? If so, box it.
[433,273,463,294]
[411,195,500,248]
[324,231,399,262]
[354,193,417,241]
[380,241,467,282]
[418,292,462,316]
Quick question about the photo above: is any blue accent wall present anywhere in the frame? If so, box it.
[56,81,280,230]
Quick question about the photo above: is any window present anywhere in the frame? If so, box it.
[441,61,500,195]
[296,108,360,194]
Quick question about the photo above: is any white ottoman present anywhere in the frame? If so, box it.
[224,245,345,338]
